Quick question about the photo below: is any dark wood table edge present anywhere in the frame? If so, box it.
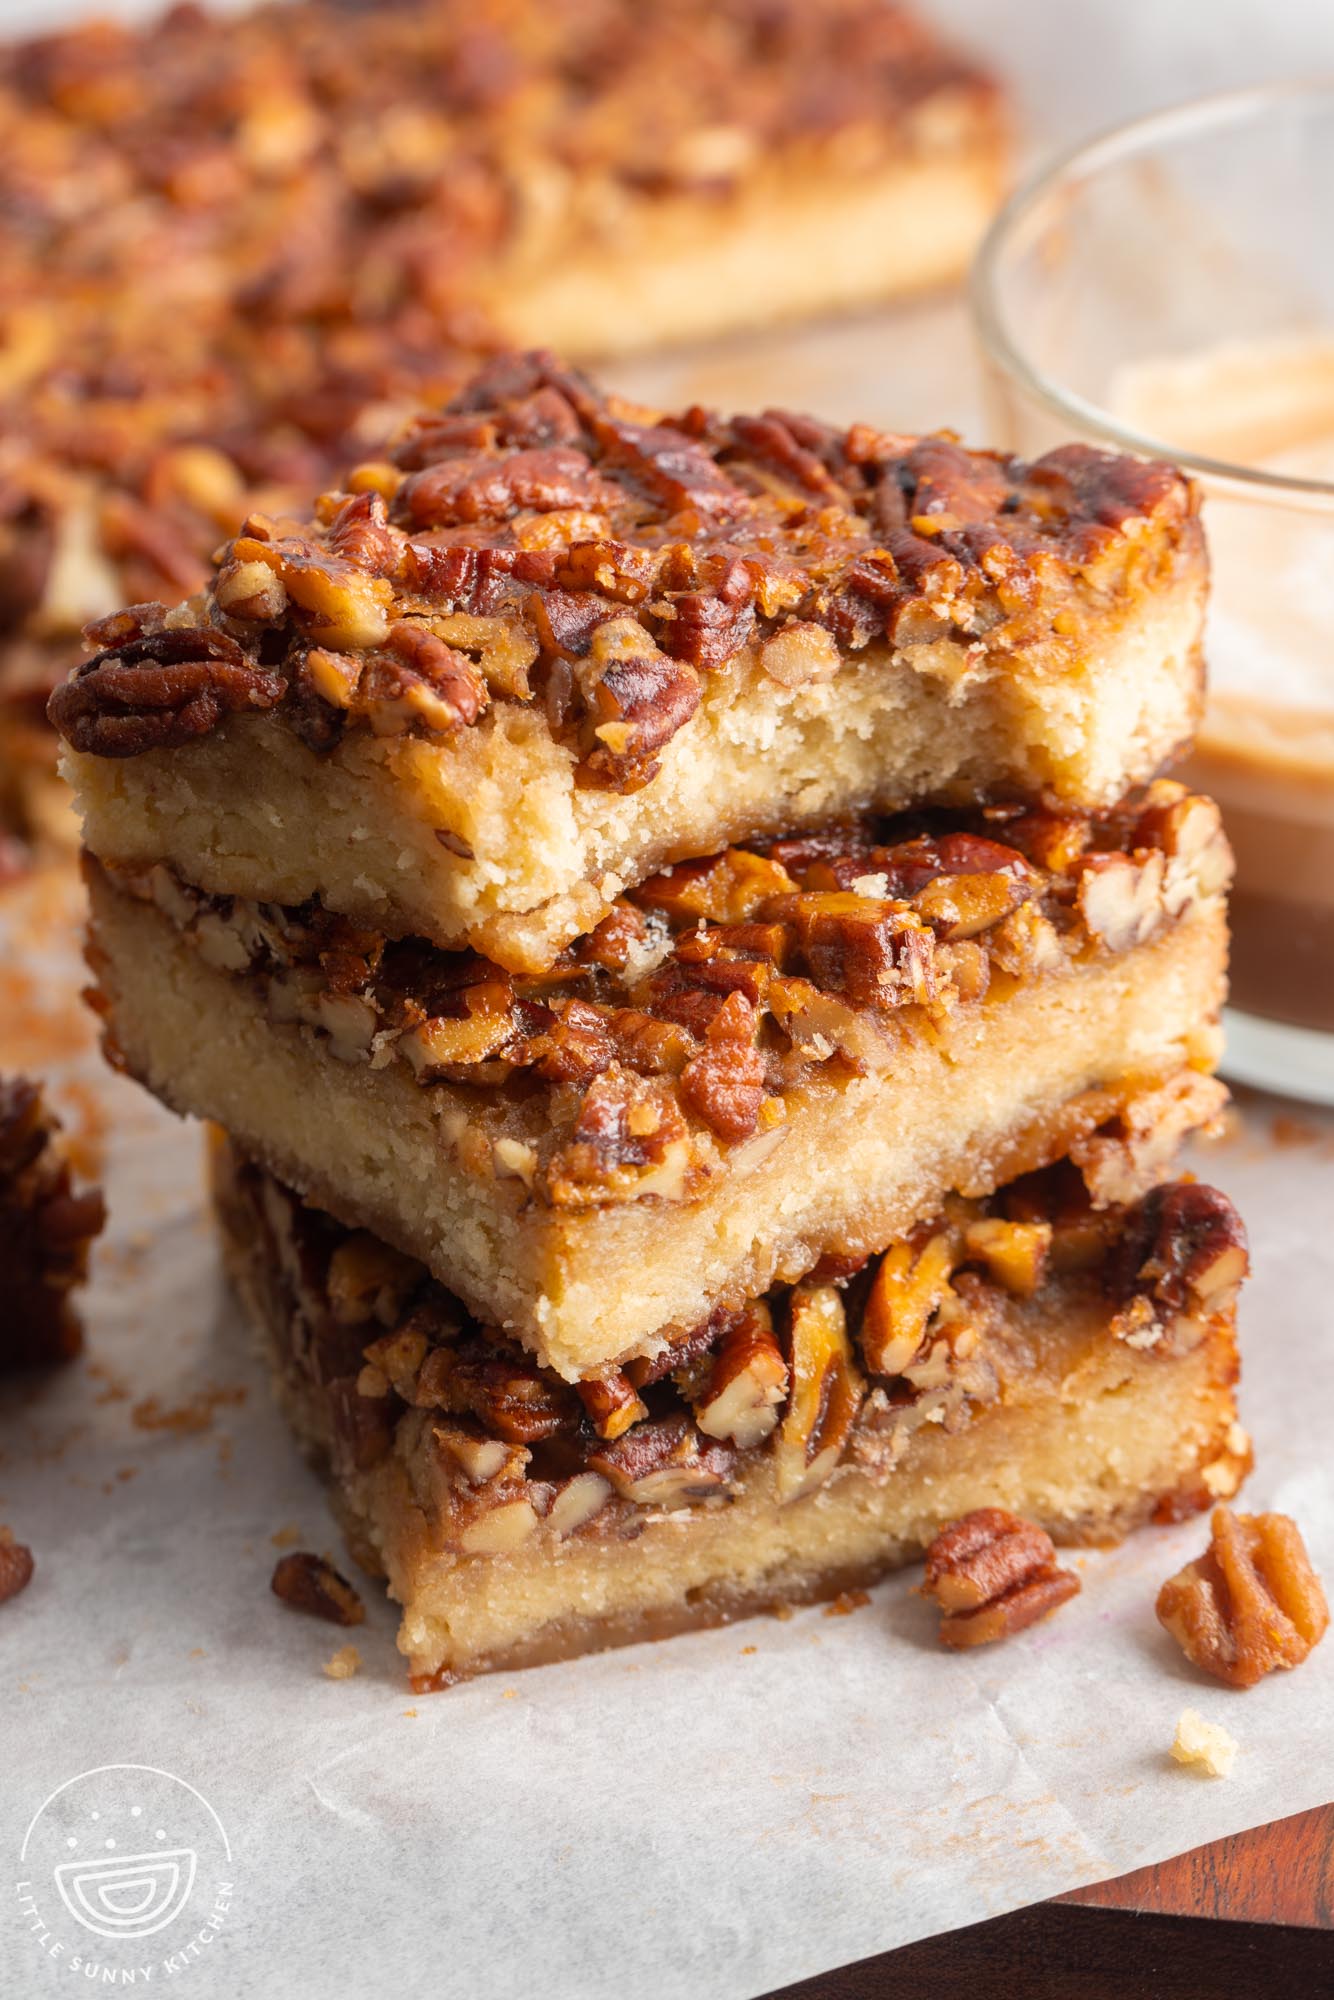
[762,1801,1334,1998]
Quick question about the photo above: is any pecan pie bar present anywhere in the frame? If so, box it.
[83,782,1230,1380]
[215,1142,1251,1687]
[55,354,1208,972]
[3,0,1004,845]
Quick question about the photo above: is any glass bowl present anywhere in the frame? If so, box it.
[972,82,1334,1105]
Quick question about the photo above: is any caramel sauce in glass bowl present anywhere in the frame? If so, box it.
[1116,344,1334,1037]
[971,83,1334,1099]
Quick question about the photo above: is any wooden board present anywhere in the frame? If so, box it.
[765,1804,1334,1996]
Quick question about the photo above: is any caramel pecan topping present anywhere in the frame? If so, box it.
[921,1507,1080,1648]
[1157,1508,1329,1688]
[1,1073,106,1371]
[47,340,1196,790]
[271,1551,366,1627]
[0,1528,35,1607]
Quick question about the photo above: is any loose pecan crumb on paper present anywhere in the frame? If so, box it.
[1169,1708,1237,1778]
[920,1506,1080,1648]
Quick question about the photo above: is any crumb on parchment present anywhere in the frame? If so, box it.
[1170,1707,1237,1778]
[322,1645,362,1680]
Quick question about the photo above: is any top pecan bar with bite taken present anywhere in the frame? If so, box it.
[55,351,1208,973]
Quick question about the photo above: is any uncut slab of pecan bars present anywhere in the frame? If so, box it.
[83,781,1230,1381]
[216,1141,1251,1687]
[55,354,1207,972]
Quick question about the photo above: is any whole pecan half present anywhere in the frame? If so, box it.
[921,1506,1080,1647]
[48,627,283,756]
[1157,1506,1329,1688]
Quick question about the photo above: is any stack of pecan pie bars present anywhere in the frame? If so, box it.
[52,352,1253,1688]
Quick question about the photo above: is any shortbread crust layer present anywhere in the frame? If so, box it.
[85,787,1230,1379]
[215,1145,1250,1688]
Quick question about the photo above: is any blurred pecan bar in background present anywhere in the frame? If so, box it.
[2,1,1005,849]
[215,1142,1250,1687]
[0,1074,105,1371]
[55,354,1208,970]
[81,782,1230,1380]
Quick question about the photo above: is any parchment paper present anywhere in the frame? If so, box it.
[6,5,1334,1990]
[3,787,1334,2000]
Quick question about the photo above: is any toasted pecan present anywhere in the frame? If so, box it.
[1157,1507,1329,1688]
[48,625,282,756]
[921,1507,1080,1648]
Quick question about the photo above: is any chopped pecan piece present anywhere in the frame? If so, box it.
[544,1074,691,1205]
[773,1284,865,1501]
[635,847,796,925]
[774,892,936,1010]
[429,1350,579,1445]
[1076,850,1169,952]
[1071,1071,1229,1208]
[587,1413,735,1509]
[760,620,840,688]
[577,617,701,789]
[1156,1508,1329,1688]
[326,1234,421,1328]
[326,491,402,578]
[861,1227,960,1376]
[693,1302,788,1448]
[0,1529,35,1606]
[271,1551,366,1627]
[1109,1183,1248,1351]
[659,577,755,670]
[962,1217,1051,1297]
[575,1371,648,1441]
[459,1497,543,1556]
[48,626,283,756]
[328,1375,397,1472]
[921,1508,1080,1648]
[678,991,766,1143]
[350,623,487,737]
